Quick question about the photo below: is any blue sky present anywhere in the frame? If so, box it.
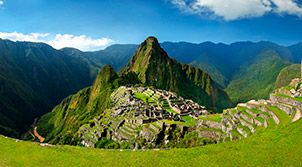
[0,0,302,50]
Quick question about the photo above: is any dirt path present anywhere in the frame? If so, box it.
[29,131,35,141]
[34,127,45,142]
[292,108,301,122]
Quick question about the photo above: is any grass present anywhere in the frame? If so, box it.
[282,85,295,91]
[163,119,197,127]
[229,109,237,116]
[180,116,198,126]
[133,93,154,104]
[231,128,244,139]
[237,107,253,118]
[198,114,222,122]
[266,117,277,129]
[1,119,302,166]
[237,124,252,136]
[274,93,302,104]
[248,108,261,114]
[255,117,265,123]
[265,106,291,126]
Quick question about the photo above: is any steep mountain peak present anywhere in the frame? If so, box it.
[90,65,117,100]
[124,36,169,79]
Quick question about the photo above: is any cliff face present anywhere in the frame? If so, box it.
[123,36,233,112]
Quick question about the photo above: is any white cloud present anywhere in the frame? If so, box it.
[0,31,48,42]
[0,1,3,5]
[170,0,302,21]
[48,34,113,51]
[272,0,302,16]
[0,31,113,51]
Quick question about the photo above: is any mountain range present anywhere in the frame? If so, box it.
[0,37,302,138]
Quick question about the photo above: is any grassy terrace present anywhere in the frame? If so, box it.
[237,107,254,118]
[133,93,157,105]
[266,117,277,129]
[1,119,302,166]
[163,118,197,127]
[198,114,222,122]
[281,85,295,91]
[265,106,290,126]
[229,109,237,116]
[255,117,265,123]
[237,124,252,136]
[231,128,244,139]
[273,93,302,104]
[248,108,269,117]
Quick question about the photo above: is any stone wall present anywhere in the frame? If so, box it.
[260,106,280,125]
[270,94,302,109]
[198,120,222,129]
[198,130,220,140]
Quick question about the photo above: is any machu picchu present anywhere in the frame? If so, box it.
[77,86,210,148]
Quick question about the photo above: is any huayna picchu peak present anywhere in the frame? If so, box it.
[123,36,233,112]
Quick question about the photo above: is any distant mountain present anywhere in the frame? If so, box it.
[225,49,290,103]
[61,44,138,71]
[0,39,100,137]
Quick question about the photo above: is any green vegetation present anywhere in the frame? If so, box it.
[225,49,291,103]
[0,39,101,137]
[275,64,301,89]
[163,119,197,127]
[180,116,197,126]
[37,65,139,144]
[273,93,302,104]
[133,93,154,104]
[237,107,253,118]
[265,106,291,126]
[198,114,222,122]
[282,85,295,91]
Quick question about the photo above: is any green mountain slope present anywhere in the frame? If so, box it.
[123,36,233,112]
[0,39,100,137]
[275,64,301,89]
[225,49,290,103]
[37,65,139,143]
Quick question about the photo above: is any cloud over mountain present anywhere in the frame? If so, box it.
[0,31,113,51]
[170,0,302,20]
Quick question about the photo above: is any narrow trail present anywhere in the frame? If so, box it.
[34,127,45,142]
[29,131,35,141]
[292,108,301,122]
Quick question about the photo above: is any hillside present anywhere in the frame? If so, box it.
[275,64,301,89]
[0,39,100,137]
[225,49,291,103]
